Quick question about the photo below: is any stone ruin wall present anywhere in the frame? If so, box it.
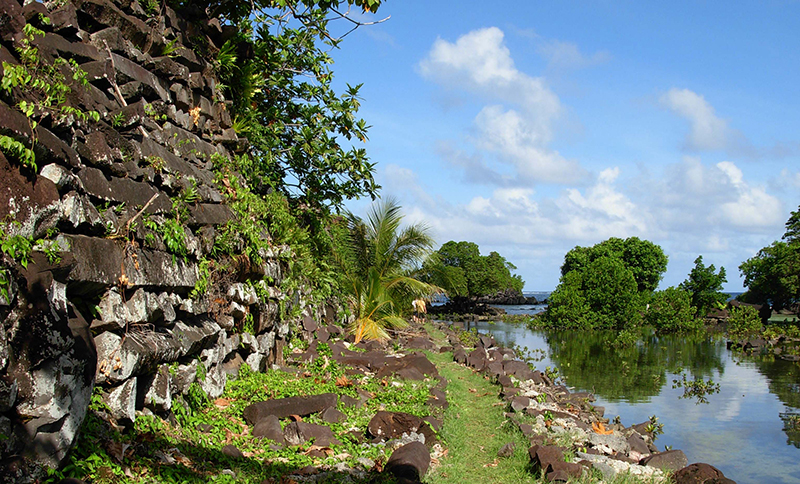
[0,0,336,476]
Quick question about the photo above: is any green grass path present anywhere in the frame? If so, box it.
[421,321,536,484]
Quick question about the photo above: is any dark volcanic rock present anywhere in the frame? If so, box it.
[384,441,430,481]
[405,336,435,350]
[367,411,424,441]
[529,444,565,473]
[252,415,284,444]
[283,421,339,447]
[672,463,736,484]
[376,353,438,380]
[640,449,689,471]
[243,393,337,424]
[510,395,530,412]
[503,359,536,382]
[321,406,346,424]
[221,444,244,459]
[498,442,516,457]
[467,348,488,371]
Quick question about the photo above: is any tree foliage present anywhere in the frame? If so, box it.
[422,241,524,298]
[336,198,439,341]
[542,237,668,330]
[739,206,800,310]
[727,305,763,341]
[645,287,702,333]
[679,256,728,317]
[172,0,384,211]
[560,237,668,293]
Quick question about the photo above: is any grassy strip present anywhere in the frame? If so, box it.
[423,323,671,484]
[425,350,534,484]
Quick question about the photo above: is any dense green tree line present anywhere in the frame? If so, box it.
[739,206,800,311]
[540,237,734,333]
[420,241,524,299]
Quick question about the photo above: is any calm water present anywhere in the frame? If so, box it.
[458,318,800,484]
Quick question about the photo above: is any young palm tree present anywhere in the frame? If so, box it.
[338,198,440,342]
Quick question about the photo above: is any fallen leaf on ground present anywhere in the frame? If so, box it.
[469,388,477,393]
[336,375,353,387]
[302,445,334,456]
[214,398,231,408]
[483,458,499,467]
[289,414,303,422]
[592,422,614,435]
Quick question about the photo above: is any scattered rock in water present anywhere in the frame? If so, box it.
[672,462,737,484]
[640,449,689,471]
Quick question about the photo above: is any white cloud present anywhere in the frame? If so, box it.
[419,27,560,118]
[375,155,788,289]
[660,88,731,151]
[635,157,784,234]
[472,106,585,184]
[419,27,587,185]
[777,168,800,189]
[537,39,611,70]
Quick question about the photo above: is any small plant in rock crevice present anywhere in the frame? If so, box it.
[0,18,100,171]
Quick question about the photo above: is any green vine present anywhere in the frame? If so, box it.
[0,18,100,171]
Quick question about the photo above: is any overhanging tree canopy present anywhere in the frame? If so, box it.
[171,0,387,210]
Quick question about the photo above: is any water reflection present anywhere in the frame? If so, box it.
[545,331,726,403]
[737,352,800,447]
[454,318,800,483]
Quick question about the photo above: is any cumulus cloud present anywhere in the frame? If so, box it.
[661,88,799,160]
[376,154,788,289]
[472,106,584,184]
[636,157,784,235]
[660,88,732,151]
[419,27,559,116]
[419,27,587,185]
[537,39,611,70]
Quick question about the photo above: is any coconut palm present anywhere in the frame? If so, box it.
[338,197,440,342]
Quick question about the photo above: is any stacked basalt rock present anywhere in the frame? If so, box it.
[0,0,337,479]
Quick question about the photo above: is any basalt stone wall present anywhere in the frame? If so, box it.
[0,0,335,478]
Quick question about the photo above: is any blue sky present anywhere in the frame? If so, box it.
[327,0,800,291]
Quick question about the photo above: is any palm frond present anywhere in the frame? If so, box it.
[334,198,439,341]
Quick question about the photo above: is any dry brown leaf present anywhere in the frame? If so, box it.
[336,375,353,387]
[289,415,303,422]
[106,441,129,463]
[214,398,231,408]
[592,422,614,435]
[468,388,477,393]
[483,458,499,468]
[302,445,334,457]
